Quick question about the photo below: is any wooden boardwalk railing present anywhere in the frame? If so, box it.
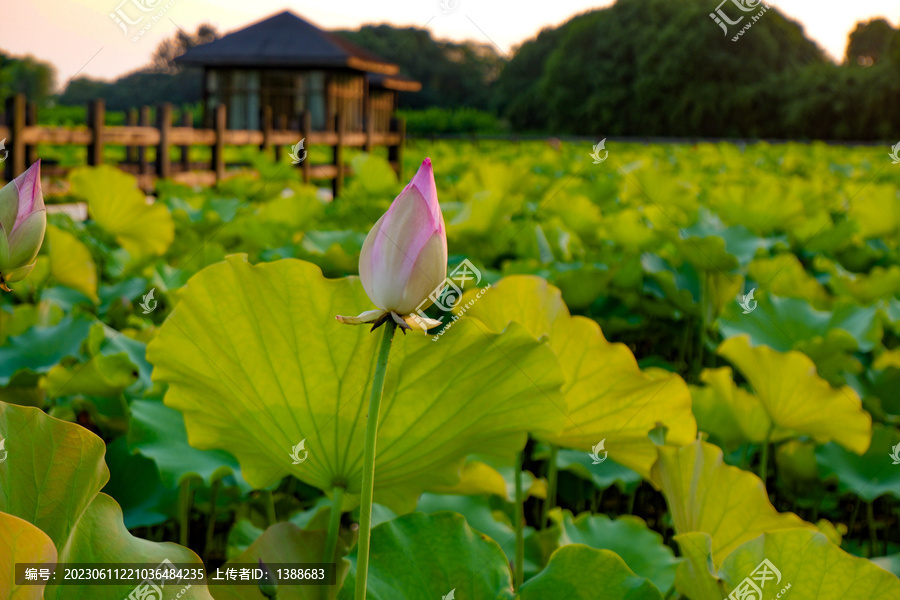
[1,94,405,196]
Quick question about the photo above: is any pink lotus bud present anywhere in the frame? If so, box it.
[337,158,447,331]
[0,161,47,291]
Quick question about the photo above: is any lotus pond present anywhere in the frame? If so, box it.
[1,140,899,599]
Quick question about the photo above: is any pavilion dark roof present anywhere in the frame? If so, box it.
[175,11,400,75]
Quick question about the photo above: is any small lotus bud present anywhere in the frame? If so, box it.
[0,161,46,291]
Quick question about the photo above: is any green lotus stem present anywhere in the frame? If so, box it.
[178,478,192,547]
[264,490,277,526]
[354,321,397,600]
[867,501,878,555]
[758,428,773,483]
[514,450,525,590]
[324,485,345,563]
[542,445,559,528]
[204,478,222,564]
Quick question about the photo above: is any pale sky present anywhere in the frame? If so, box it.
[2,0,898,88]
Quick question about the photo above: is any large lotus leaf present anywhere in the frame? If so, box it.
[426,458,509,498]
[719,295,881,353]
[815,424,900,501]
[672,532,723,600]
[540,447,642,492]
[209,522,349,600]
[548,510,680,593]
[128,398,251,492]
[517,545,664,600]
[0,512,57,600]
[826,265,900,305]
[0,402,212,600]
[147,256,566,513]
[718,529,900,600]
[690,367,771,447]
[747,254,830,308]
[46,224,98,302]
[69,165,174,257]
[718,336,872,453]
[847,183,900,241]
[459,275,696,478]
[337,512,515,600]
[650,440,813,566]
[0,315,94,385]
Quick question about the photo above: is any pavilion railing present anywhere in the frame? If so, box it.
[0,94,406,197]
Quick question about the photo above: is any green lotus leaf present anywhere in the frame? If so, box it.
[532,445,642,493]
[717,529,900,600]
[650,440,813,566]
[128,398,251,492]
[0,401,212,600]
[147,256,566,513]
[517,545,664,600]
[69,165,175,257]
[718,336,872,453]
[338,512,514,600]
[847,182,899,242]
[719,295,881,354]
[426,458,509,498]
[0,315,94,385]
[46,224,98,302]
[690,367,771,448]
[747,254,830,308]
[672,532,723,600]
[0,512,57,600]
[103,437,177,529]
[548,510,680,594]
[815,424,900,501]
[209,522,349,600]
[871,553,900,578]
[460,275,696,478]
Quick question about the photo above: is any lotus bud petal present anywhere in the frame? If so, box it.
[0,161,46,291]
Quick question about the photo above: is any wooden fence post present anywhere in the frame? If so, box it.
[3,94,25,180]
[180,111,192,172]
[138,106,151,174]
[156,103,172,179]
[126,108,138,164]
[212,104,226,183]
[300,110,311,184]
[332,112,344,198]
[260,105,272,155]
[274,115,286,162]
[25,102,37,167]
[87,99,105,166]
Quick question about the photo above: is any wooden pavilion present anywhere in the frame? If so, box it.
[175,10,420,132]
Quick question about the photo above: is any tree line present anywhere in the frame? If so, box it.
[2,0,898,139]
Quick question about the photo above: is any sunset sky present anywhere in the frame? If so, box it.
[2,0,898,88]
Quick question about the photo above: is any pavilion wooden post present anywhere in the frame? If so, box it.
[138,106,151,174]
[364,103,375,154]
[274,114,287,162]
[212,103,226,182]
[388,116,405,180]
[25,101,37,166]
[180,111,192,172]
[260,105,273,155]
[87,99,105,166]
[300,110,311,184]
[156,103,172,179]
[3,94,25,180]
[332,112,344,198]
